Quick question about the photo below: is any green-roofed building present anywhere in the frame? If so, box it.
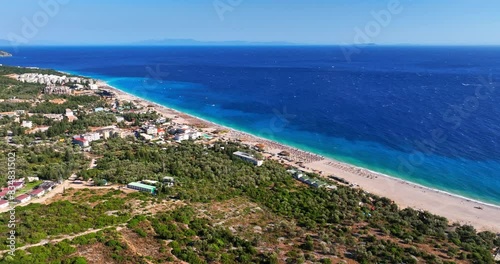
[127,182,157,194]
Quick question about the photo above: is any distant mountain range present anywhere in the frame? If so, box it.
[134,38,299,46]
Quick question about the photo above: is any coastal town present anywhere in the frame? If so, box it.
[1,66,344,212]
[1,65,500,230]
[1,0,499,262]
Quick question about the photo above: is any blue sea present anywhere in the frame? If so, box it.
[1,45,500,205]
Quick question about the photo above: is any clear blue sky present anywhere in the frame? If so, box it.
[1,0,499,45]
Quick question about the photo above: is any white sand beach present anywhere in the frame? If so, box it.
[100,82,500,233]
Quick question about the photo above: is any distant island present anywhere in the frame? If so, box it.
[0,50,12,57]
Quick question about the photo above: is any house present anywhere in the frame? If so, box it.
[494,249,500,261]
[14,194,31,203]
[43,114,64,121]
[157,129,165,137]
[146,126,158,136]
[163,177,175,187]
[174,133,190,142]
[140,133,153,141]
[127,182,156,194]
[233,151,264,166]
[288,169,337,190]
[72,137,89,147]
[0,190,9,199]
[188,132,201,140]
[94,127,116,140]
[12,181,24,190]
[65,108,78,122]
[27,176,40,182]
[156,117,167,124]
[40,181,57,191]
[142,180,158,185]
[0,200,9,209]
[30,188,45,198]
[116,116,125,123]
[65,108,74,116]
[89,84,98,90]
[101,130,112,139]
[21,120,33,128]
[67,115,78,122]
[74,132,100,143]
[94,107,104,112]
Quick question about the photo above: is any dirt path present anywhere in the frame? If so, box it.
[0,225,121,255]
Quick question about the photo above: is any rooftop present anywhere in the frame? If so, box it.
[30,188,44,195]
[233,151,258,159]
[128,182,156,191]
[15,194,30,200]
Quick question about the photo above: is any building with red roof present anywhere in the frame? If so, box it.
[14,194,31,203]
[72,137,89,147]
[12,181,24,190]
[30,188,45,198]
[0,190,9,199]
[0,200,9,209]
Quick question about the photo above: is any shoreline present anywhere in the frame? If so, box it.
[5,64,499,232]
[96,79,500,232]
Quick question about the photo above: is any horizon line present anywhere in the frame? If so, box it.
[2,43,500,48]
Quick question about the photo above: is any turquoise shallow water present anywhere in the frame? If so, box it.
[106,76,500,206]
[1,45,500,205]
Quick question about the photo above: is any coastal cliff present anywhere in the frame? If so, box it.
[0,50,12,57]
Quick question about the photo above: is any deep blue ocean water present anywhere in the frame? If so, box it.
[1,45,500,205]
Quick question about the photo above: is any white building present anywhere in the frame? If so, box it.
[72,132,100,147]
[65,108,74,117]
[233,151,264,166]
[14,194,31,203]
[174,133,190,142]
[81,132,101,141]
[146,126,158,135]
[43,114,64,121]
[27,176,40,182]
[140,133,153,141]
[156,117,167,124]
[30,188,45,198]
[142,180,158,185]
[21,120,33,128]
